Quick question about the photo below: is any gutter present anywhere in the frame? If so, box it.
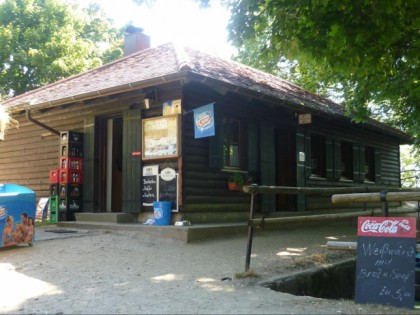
[26,109,60,136]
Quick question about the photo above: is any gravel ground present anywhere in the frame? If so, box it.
[0,220,419,314]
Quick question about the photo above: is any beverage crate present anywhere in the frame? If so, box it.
[59,169,83,184]
[60,157,83,170]
[49,183,59,196]
[50,209,58,223]
[58,210,67,222]
[49,195,59,211]
[59,196,82,211]
[59,184,82,198]
[66,209,79,221]
[60,144,83,157]
[60,131,83,144]
[49,169,59,183]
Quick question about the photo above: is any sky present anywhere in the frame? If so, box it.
[76,0,236,59]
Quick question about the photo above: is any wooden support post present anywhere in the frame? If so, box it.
[380,190,388,217]
[245,184,258,272]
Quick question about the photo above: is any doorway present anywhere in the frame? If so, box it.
[276,128,297,211]
[96,115,123,212]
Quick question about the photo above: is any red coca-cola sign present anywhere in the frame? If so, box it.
[357,216,416,238]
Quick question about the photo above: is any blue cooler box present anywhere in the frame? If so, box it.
[0,184,36,248]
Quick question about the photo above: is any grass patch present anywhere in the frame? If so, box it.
[35,221,57,227]
[235,269,259,279]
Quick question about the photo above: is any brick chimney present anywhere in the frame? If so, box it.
[124,26,151,56]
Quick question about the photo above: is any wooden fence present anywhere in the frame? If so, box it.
[242,184,420,272]
[327,191,420,251]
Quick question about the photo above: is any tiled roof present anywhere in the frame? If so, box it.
[3,42,410,141]
[4,43,181,109]
[184,47,345,117]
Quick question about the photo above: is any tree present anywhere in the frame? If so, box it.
[0,0,124,97]
[225,0,419,144]
[400,145,420,188]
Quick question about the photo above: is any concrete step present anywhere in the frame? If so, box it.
[75,212,137,223]
[57,221,248,243]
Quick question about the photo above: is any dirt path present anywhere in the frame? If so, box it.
[0,220,418,314]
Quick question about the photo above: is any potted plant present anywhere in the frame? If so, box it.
[228,173,245,191]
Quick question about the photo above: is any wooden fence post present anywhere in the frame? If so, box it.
[245,184,258,272]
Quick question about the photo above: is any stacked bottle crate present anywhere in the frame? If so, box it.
[49,169,60,223]
[48,131,83,222]
[58,131,83,221]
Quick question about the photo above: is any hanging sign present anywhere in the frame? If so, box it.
[354,216,416,309]
[298,113,312,124]
[163,99,182,116]
[159,168,179,211]
[193,103,215,139]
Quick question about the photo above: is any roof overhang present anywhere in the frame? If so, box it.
[6,70,412,144]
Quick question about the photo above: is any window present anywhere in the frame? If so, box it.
[310,134,326,177]
[365,146,375,181]
[223,118,240,168]
[341,140,353,179]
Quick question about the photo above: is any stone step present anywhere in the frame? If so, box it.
[57,221,248,243]
[75,212,137,223]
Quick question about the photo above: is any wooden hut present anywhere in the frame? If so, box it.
[1,29,412,224]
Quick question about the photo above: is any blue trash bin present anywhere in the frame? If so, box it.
[0,184,36,248]
[153,201,172,226]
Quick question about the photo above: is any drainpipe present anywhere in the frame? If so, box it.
[25,109,60,136]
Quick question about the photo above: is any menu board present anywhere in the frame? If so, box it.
[141,165,158,209]
[159,170,178,212]
[141,166,178,211]
[355,217,416,309]
[142,115,180,160]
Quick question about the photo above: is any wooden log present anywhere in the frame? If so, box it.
[327,241,357,251]
[332,191,420,204]
[242,185,418,196]
[249,210,373,227]
[242,185,370,195]
[249,207,417,227]
[327,241,420,253]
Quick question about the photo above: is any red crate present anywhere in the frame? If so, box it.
[60,157,83,170]
[49,169,59,183]
[59,170,83,184]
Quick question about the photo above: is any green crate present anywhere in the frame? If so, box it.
[50,196,59,211]
[50,210,58,223]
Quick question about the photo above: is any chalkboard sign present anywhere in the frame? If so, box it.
[159,172,178,211]
[141,176,157,208]
[355,217,416,309]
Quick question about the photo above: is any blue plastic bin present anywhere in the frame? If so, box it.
[0,184,36,248]
[153,201,172,226]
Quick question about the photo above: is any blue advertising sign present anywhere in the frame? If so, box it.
[193,103,215,139]
[0,184,36,248]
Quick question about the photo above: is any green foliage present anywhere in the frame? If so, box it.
[228,172,245,185]
[225,0,419,145]
[0,0,124,97]
[400,145,420,188]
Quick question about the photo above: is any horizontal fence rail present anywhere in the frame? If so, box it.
[332,191,420,203]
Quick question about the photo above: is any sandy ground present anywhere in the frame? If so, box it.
[0,219,419,314]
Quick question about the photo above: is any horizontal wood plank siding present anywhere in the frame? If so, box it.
[0,92,139,203]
